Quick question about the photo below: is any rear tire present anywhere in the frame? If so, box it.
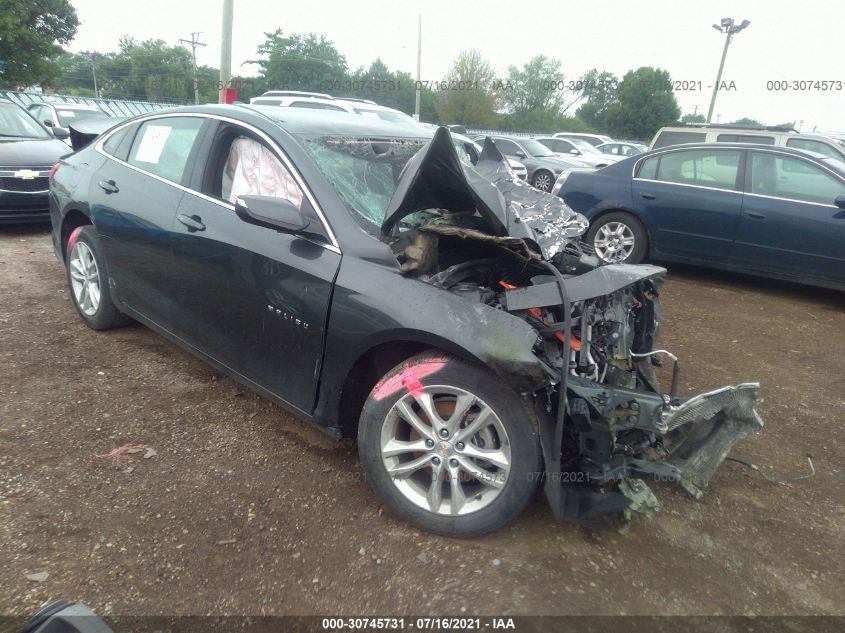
[586,211,648,264]
[66,225,131,330]
[358,352,542,537]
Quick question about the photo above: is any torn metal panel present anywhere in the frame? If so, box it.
[380,128,589,260]
[381,127,509,238]
[475,137,590,259]
[662,383,764,495]
[68,117,127,151]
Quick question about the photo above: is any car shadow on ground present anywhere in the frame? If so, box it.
[0,222,52,238]
[658,261,843,309]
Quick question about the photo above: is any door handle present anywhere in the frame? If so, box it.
[746,211,766,219]
[177,213,206,232]
[98,179,119,194]
[640,192,656,200]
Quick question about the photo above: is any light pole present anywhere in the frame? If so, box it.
[415,13,421,121]
[706,17,749,123]
[219,0,234,103]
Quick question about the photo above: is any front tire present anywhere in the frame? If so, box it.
[66,226,131,330]
[586,211,648,264]
[358,353,542,537]
[531,170,554,192]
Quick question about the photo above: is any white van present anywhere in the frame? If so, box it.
[650,125,845,161]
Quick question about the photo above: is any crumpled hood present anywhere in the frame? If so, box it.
[381,127,589,259]
[68,117,125,151]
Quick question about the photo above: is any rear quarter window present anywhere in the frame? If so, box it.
[636,156,658,179]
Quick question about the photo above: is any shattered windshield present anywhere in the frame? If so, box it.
[300,135,427,228]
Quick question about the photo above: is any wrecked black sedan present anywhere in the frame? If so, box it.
[49,105,763,536]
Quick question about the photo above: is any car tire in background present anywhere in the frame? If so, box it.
[65,225,132,330]
[531,170,554,192]
[586,211,648,264]
[358,352,542,537]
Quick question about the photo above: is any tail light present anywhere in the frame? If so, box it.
[48,163,60,181]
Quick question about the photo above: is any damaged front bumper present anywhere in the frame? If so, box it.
[539,377,764,526]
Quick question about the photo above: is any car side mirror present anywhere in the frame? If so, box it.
[50,126,70,140]
[515,150,526,158]
[569,149,580,155]
[235,195,310,233]
[835,193,845,209]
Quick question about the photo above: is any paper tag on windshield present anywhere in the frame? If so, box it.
[58,110,76,118]
[134,125,172,164]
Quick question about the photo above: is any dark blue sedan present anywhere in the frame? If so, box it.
[557,143,845,290]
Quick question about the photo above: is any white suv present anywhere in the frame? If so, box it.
[650,125,845,161]
[249,92,420,129]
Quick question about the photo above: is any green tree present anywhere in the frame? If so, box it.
[574,69,618,131]
[0,0,79,88]
[732,117,762,126]
[249,29,347,93]
[680,113,706,124]
[51,51,99,95]
[604,67,681,140]
[433,49,498,128]
[344,59,436,122]
[502,54,569,114]
[500,110,593,135]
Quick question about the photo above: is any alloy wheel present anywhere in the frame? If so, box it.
[380,385,511,516]
[68,241,101,316]
[533,172,552,191]
[593,221,636,262]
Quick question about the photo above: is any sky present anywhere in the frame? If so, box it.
[65,0,845,133]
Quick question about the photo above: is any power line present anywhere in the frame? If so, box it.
[179,32,207,104]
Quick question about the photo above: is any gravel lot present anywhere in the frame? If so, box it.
[1,224,843,617]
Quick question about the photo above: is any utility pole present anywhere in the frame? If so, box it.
[90,53,98,98]
[179,32,207,104]
[414,13,421,121]
[706,18,750,123]
[219,0,234,103]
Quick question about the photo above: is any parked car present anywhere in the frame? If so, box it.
[535,136,623,168]
[558,142,845,290]
[596,141,647,157]
[26,102,108,146]
[552,132,613,146]
[250,93,421,130]
[0,99,70,223]
[49,105,763,535]
[472,134,590,191]
[650,124,845,161]
[249,94,356,111]
[452,133,527,179]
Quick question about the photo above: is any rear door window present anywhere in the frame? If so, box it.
[127,117,204,184]
[717,134,775,144]
[750,152,845,205]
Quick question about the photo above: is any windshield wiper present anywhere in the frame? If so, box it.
[0,133,43,139]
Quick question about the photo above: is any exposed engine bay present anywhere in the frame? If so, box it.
[381,128,764,526]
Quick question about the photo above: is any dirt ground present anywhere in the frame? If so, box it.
[1,224,843,618]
